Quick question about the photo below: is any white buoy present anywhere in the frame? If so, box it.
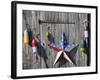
[84,30,88,38]
[84,29,88,44]
[32,39,37,53]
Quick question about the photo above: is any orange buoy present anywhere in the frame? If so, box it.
[24,29,29,45]
[32,39,37,53]
[45,32,49,40]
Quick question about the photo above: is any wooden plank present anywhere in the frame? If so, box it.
[53,12,60,68]
[50,12,56,68]
[31,11,41,69]
[73,13,80,66]
[40,11,52,68]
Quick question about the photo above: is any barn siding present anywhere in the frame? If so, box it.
[22,10,90,69]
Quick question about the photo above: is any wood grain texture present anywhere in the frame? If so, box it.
[22,10,90,69]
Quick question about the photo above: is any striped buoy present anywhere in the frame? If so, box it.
[24,29,29,45]
[32,39,37,53]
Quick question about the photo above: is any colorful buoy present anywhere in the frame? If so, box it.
[45,32,49,40]
[32,39,37,53]
[24,29,29,45]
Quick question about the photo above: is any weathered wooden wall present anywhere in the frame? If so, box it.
[22,10,90,69]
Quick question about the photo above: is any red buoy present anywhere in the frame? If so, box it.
[32,39,37,53]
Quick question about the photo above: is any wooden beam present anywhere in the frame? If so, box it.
[39,20,75,24]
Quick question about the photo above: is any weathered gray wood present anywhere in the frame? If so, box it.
[22,10,90,69]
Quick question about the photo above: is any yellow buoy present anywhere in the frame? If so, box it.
[80,48,85,53]
[24,29,29,45]
[80,39,86,53]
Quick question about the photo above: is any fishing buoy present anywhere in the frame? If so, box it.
[45,32,49,40]
[84,27,88,44]
[24,29,29,45]
[84,30,88,38]
[80,39,86,53]
[32,39,37,53]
